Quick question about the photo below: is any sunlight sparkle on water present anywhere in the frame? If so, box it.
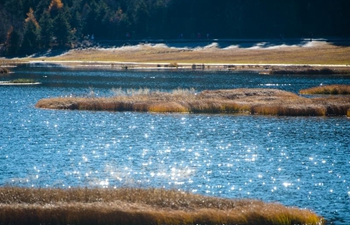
[1,68,350,224]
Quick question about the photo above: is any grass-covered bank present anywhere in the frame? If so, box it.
[299,84,350,95]
[0,187,324,225]
[36,87,350,117]
[38,41,350,65]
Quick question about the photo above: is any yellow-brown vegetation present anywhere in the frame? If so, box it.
[0,187,324,225]
[36,88,350,116]
[41,41,350,65]
[48,0,63,12]
[25,8,40,28]
[300,84,350,95]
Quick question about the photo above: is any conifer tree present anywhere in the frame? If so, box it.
[53,8,72,47]
[39,10,53,48]
[21,8,40,54]
[4,26,22,55]
[133,0,150,37]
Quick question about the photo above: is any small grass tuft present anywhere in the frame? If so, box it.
[168,62,178,68]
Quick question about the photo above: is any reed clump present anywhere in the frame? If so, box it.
[0,67,10,74]
[36,88,350,116]
[300,84,350,95]
[0,187,324,225]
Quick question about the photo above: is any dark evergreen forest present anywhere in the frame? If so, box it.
[1,0,349,55]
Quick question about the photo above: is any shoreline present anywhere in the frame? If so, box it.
[23,60,350,74]
[1,40,350,73]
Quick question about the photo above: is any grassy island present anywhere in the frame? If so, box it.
[36,87,350,116]
[0,187,323,225]
[0,79,40,85]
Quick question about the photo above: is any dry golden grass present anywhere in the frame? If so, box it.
[36,88,350,116]
[300,84,350,95]
[39,41,350,65]
[0,187,324,225]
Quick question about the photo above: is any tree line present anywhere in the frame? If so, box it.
[1,0,349,55]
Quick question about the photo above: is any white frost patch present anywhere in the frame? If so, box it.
[99,43,189,52]
[301,41,328,48]
[223,45,240,50]
[203,42,219,49]
[265,44,299,49]
[193,42,219,51]
[247,42,268,49]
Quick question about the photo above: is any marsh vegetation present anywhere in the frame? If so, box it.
[0,187,324,225]
[299,84,350,95]
[36,87,350,116]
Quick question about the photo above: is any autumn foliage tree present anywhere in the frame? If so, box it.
[48,0,63,16]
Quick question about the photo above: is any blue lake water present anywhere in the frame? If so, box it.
[1,65,350,224]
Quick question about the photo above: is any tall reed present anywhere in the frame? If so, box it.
[0,187,324,225]
[36,88,350,116]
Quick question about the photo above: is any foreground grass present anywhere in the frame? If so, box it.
[299,84,350,95]
[0,187,323,225]
[36,88,350,116]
